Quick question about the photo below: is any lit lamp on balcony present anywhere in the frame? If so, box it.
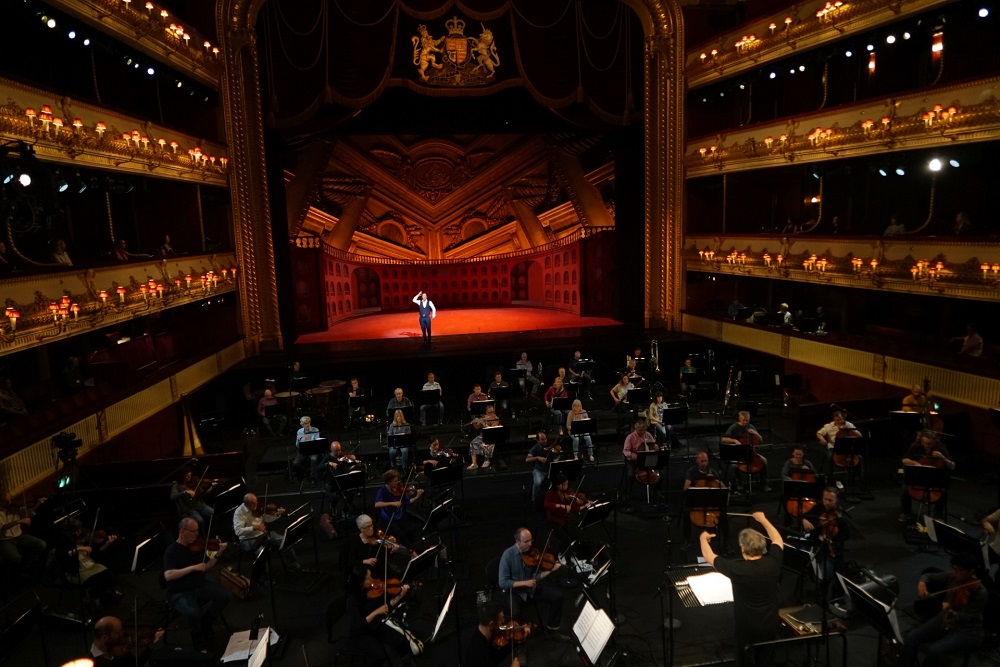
[98,290,108,305]
[174,278,181,290]
[49,303,59,322]
[116,286,127,303]
[60,295,71,309]
[139,285,149,301]
[870,258,879,272]
[5,307,19,331]
[170,140,179,154]
[230,266,237,279]
[763,253,772,267]
[911,266,919,280]
[71,303,80,319]
[25,108,37,127]
[852,258,863,272]
[95,122,106,138]
[185,274,192,288]
[156,285,165,299]
[72,118,83,133]
[993,264,1000,276]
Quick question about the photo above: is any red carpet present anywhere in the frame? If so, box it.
[295,307,621,343]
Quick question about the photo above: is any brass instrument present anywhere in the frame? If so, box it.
[723,365,735,410]
[651,340,660,373]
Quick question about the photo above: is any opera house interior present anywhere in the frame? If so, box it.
[0,0,999,666]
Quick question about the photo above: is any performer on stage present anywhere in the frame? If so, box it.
[815,410,860,476]
[800,487,849,588]
[700,511,784,667]
[722,411,771,492]
[497,527,564,631]
[901,552,986,667]
[899,430,954,522]
[464,600,526,666]
[780,445,817,481]
[412,291,436,345]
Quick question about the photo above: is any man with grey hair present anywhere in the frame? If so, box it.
[700,511,783,667]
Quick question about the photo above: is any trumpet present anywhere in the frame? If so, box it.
[651,339,660,373]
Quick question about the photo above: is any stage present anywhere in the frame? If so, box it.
[294,306,622,344]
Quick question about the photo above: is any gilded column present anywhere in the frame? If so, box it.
[218,0,283,354]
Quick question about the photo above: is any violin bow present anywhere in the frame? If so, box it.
[202,512,215,564]
[532,530,555,579]
[566,475,587,514]
[193,465,210,495]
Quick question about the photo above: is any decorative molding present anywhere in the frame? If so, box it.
[0,341,245,495]
[683,313,1000,409]
[0,77,228,184]
[48,0,222,89]
[685,0,953,88]
[686,77,1000,176]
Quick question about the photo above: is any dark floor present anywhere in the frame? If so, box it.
[4,326,1000,667]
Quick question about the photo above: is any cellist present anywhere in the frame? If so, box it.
[622,417,660,496]
[681,451,723,542]
[816,410,858,475]
[899,430,954,523]
[722,411,772,493]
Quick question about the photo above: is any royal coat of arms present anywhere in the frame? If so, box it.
[411,16,500,87]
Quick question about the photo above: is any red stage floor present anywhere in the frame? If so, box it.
[295,307,621,343]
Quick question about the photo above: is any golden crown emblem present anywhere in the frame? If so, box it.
[445,16,466,35]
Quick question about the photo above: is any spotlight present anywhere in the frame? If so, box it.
[928,158,942,172]
[811,171,820,179]
[867,44,875,51]
[979,7,989,17]
[790,68,796,74]
[68,30,76,39]
[176,81,183,88]
[46,18,56,29]
[878,168,888,177]
[769,71,776,79]
[701,97,707,103]
[845,50,853,57]
[886,34,896,44]
[719,92,725,97]
[18,172,31,187]
[56,172,69,192]
[949,159,960,168]
[126,58,133,65]
[75,172,87,194]
[134,63,140,69]
[739,84,745,90]
[895,167,905,176]
[83,38,90,46]
[147,67,155,75]
[903,32,911,39]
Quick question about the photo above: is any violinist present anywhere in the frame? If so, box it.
[63,518,121,608]
[322,440,359,476]
[343,514,407,577]
[566,399,595,462]
[422,437,460,474]
[468,404,500,470]
[0,486,46,575]
[900,552,986,667]
[815,410,861,476]
[980,508,1000,566]
[342,564,414,664]
[373,469,425,545]
[91,615,163,666]
[526,429,555,503]
[800,487,848,587]
[544,377,569,431]
[163,518,231,652]
[464,600,526,666]
[899,430,954,523]
[722,411,772,493]
[544,473,589,547]
[232,493,301,570]
[388,409,413,471]
[498,528,563,632]
[170,469,215,529]
[780,446,817,481]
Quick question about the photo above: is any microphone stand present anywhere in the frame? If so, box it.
[656,515,680,667]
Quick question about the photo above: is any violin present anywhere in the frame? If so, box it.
[943,579,983,630]
[253,502,282,518]
[785,467,818,518]
[366,577,420,599]
[521,546,558,571]
[689,475,723,528]
[188,535,223,556]
[390,480,419,500]
[491,620,536,648]
[109,625,164,658]
[816,510,841,557]
[375,529,404,551]
[736,430,765,474]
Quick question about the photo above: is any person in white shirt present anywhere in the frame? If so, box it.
[420,372,444,425]
[514,352,540,398]
[233,493,300,569]
[292,416,322,483]
[412,291,436,344]
[816,410,862,476]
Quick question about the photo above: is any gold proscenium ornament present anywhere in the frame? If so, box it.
[411,16,500,87]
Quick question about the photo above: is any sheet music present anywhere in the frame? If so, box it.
[130,537,152,573]
[249,627,270,667]
[221,627,280,662]
[686,571,734,606]
[572,601,614,664]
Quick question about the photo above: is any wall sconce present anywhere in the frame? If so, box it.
[116,286,127,304]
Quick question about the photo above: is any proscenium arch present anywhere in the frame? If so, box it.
[216,0,685,350]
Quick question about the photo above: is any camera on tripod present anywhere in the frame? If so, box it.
[52,432,83,464]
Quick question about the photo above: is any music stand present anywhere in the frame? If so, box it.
[782,480,822,526]
[634,449,665,505]
[348,394,367,424]
[213,481,247,515]
[470,399,494,418]
[903,465,950,519]
[420,390,443,423]
[889,411,922,445]
[573,599,615,666]
[400,541,443,585]
[130,532,160,574]
[490,385,512,417]
[330,468,365,516]
[570,418,595,436]
[298,438,327,459]
[661,403,688,452]
[626,387,649,412]
[429,461,463,489]
[508,368,528,397]
[577,500,613,530]
[832,436,868,500]
[552,396,572,412]
[549,457,582,483]
[838,574,903,663]
[482,425,509,472]
[719,443,760,504]
[928,517,991,570]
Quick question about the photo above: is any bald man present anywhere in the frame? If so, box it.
[91,615,163,665]
[163,518,230,651]
[233,493,300,570]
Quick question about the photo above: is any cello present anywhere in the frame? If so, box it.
[689,474,723,528]
[634,439,661,486]
[736,429,765,474]
[784,466,817,518]
[832,425,863,469]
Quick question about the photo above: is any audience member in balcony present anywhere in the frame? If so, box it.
[257,389,286,436]
[884,216,906,236]
[951,211,974,236]
[950,324,983,357]
[726,299,744,319]
[159,234,175,256]
[0,377,27,417]
[777,303,793,326]
[51,239,73,267]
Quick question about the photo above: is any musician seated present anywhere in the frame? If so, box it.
[781,446,817,482]
[386,388,414,420]
[347,377,366,421]
[388,409,414,471]
[60,519,122,608]
[232,493,300,570]
[466,383,489,414]
[488,372,511,417]
[902,384,932,414]
[342,564,416,664]
[422,437,461,475]
[647,392,674,446]
[91,615,164,666]
[816,410,863,477]
[342,514,407,577]
[544,473,590,550]
[257,389,286,436]
[679,358,698,395]
[680,451,722,541]
[610,375,634,422]
[321,440,359,517]
[900,552,986,667]
[544,378,569,433]
[0,488,47,576]
[419,372,445,426]
[622,417,662,495]
[722,411,771,493]
[464,600,527,667]
[170,469,215,529]
[566,399,594,462]
[163,518,231,652]
[624,357,644,385]
[526,429,555,503]
[569,350,593,400]
[899,430,954,522]
[373,469,425,546]
[469,405,500,470]
[497,528,564,631]
[292,415,322,483]
[515,352,541,398]
[799,487,848,588]
[980,509,1000,567]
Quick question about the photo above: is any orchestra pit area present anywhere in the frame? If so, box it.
[3,328,999,667]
